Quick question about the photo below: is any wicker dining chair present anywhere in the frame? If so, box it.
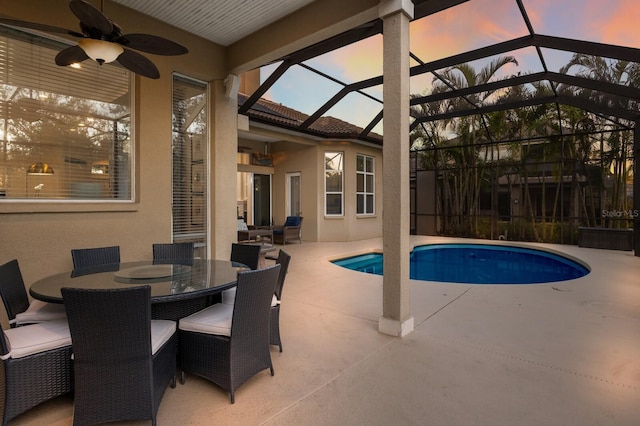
[0,319,73,425]
[221,250,291,352]
[179,264,281,403]
[230,243,261,270]
[152,242,194,265]
[62,286,177,426]
[70,245,120,270]
[221,243,262,305]
[0,259,67,327]
[269,250,291,352]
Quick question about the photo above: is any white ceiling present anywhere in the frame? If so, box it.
[113,0,316,46]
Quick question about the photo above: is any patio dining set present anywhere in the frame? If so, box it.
[0,242,291,425]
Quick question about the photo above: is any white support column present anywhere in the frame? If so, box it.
[210,79,240,260]
[378,0,414,337]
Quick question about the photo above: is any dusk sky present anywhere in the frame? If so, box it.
[260,0,640,135]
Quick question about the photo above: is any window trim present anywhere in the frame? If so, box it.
[0,26,135,204]
[356,153,375,216]
[324,151,344,217]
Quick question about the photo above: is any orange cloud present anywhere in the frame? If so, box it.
[595,0,640,48]
[409,0,524,63]
[327,35,383,82]
[298,0,541,85]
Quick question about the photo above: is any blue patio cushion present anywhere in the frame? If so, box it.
[273,216,301,235]
[284,216,301,227]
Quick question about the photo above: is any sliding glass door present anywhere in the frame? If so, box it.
[237,172,271,227]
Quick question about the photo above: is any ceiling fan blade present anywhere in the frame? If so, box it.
[117,33,189,56]
[116,49,160,79]
[55,45,89,66]
[69,0,113,35]
[0,17,84,38]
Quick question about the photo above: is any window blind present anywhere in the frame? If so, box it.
[0,26,131,200]
[171,74,208,254]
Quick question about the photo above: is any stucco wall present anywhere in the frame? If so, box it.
[272,143,319,242]
[272,140,382,243]
[319,141,383,242]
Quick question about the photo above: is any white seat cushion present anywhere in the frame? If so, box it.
[271,294,280,307]
[150,320,176,355]
[222,287,279,307]
[179,303,233,337]
[3,318,71,359]
[221,288,236,305]
[13,300,67,326]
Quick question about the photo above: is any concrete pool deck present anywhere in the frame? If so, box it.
[12,236,640,425]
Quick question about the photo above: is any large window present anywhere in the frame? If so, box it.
[172,75,207,256]
[325,151,343,216]
[356,154,374,215]
[0,26,132,201]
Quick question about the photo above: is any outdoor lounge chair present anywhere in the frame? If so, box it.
[62,286,177,426]
[0,318,73,425]
[179,265,280,403]
[0,259,67,327]
[272,216,303,245]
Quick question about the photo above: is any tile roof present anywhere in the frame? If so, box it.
[238,93,382,144]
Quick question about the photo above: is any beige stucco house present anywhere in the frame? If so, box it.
[237,74,383,243]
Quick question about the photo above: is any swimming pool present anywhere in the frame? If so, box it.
[331,244,589,284]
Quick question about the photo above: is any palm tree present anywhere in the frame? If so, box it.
[559,54,637,229]
[420,56,518,236]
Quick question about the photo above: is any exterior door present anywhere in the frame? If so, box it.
[286,172,301,217]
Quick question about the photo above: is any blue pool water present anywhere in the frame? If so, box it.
[332,244,589,284]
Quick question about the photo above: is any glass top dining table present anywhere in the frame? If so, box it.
[29,259,247,320]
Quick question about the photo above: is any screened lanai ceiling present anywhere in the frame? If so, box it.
[121,0,640,145]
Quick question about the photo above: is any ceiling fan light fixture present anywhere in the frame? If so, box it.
[1,0,188,79]
[78,38,123,64]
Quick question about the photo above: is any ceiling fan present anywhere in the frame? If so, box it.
[0,0,188,79]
